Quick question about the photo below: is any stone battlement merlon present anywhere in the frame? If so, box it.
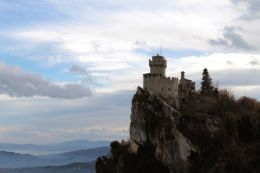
[143,74,178,82]
[172,77,179,82]
[143,54,195,109]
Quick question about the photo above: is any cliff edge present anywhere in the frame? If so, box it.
[129,87,195,173]
[96,87,260,173]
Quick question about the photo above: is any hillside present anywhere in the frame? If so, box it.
[0,140,110,155]
[96,87,260,173]
[0,162,95,173]
[0,146,109,168]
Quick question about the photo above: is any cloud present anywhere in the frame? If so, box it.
[167,53,260,99]
[70,65,88,74]
[70,65,92,83]
[1,0,259,95]
[249,59,260,66]
[0,89,132,143]
[0,128,129,144]
[208,26,255,51]
[232,0,260,20]
[0,63,92,98]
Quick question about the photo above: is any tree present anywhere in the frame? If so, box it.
[200,68,213,95]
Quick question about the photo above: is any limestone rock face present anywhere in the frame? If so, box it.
[130,87,196,173]
[96,86,260,173]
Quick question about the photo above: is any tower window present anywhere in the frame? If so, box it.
[161,88,163,91]
[168,88,170,91]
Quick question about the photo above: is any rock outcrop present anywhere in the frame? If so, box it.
[130,87,195,173]
[96,87,260,173]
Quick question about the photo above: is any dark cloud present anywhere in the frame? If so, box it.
[0,63,92,98]
[70,65,92,83]
[208,26,255,51]
[70,65,88,74]
[232,0,260,20]
[209,38,228,47]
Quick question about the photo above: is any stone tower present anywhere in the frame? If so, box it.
[143,55,196,109]
[149,54,167,76]
[179,71,195,103]
[143,54,179,108]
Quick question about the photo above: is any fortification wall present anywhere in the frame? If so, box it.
[143,74,179,108]
[179,78,196,103]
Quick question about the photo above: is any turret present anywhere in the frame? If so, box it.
[181,71,185,79]
[149,54,167,77]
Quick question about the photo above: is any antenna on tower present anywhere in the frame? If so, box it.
[160,41,163,56]
[153,48,154,56]
[243,80,248,96]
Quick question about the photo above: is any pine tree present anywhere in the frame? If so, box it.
[200,68,213,95]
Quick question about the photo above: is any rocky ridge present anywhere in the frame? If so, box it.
[96,87,260,173]
[129,87,195,173]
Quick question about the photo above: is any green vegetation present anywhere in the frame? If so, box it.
[178,68,260,173]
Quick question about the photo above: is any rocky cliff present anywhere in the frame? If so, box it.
[129,87,195,173]
[96,87,260,173]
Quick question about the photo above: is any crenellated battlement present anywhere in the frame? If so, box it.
[149,54,167,76]
[143,54,195,109]
[149,58,167,67]
[143,74,178,82]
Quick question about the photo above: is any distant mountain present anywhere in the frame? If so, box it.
[0,151,45,168]
[0,139,110,155]
[0,162,95,173]
[0,146,109,168]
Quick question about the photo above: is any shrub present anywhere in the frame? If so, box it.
[238,115,257,143]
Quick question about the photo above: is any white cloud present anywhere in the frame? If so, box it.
[0,90,131,143]
[168,53,260,74]
[167,53,260,99]
[0,0,257,96]
[3,0,258,95]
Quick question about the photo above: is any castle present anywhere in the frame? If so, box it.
[143,54,195,108]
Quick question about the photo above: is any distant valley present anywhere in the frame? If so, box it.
[0,162,95,173]
[0,139,110,155]
[0,146,109,168]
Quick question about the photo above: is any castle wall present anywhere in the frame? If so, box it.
[179,78,195,103]
[143,74,179,108]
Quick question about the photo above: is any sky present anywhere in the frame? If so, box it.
[0,0,260,144]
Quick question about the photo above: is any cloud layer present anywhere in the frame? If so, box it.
[232,0,260,20]
[208,27,255,51]
[0,63,92,98]
[0,90,131,143]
